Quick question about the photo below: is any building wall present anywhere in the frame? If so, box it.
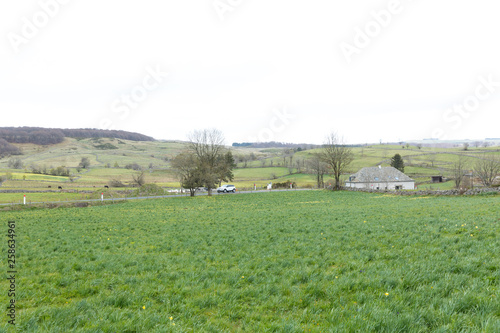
[345,182,415,190]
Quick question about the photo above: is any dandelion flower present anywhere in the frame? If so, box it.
[242,276,244,279]
[385,292,389,296]
[142,306,145,309]
[169,317,173,320]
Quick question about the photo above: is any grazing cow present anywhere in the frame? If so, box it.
[104,185,109,189]
[48,185,51,188]
[58,186,62,190]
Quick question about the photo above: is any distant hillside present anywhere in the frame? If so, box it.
[232,141,320,149]
[0,127,154,145]
[0,138,21,157]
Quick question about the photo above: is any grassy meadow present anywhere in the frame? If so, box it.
[1,190,499,332]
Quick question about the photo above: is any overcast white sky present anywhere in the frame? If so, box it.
[1,0,499,145]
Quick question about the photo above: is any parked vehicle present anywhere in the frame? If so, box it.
[217,184,236,193]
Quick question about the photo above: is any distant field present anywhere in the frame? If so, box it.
[233,167,291,180]
[1,191,499,331]
[1,139,499,203]
[4,173,68,182]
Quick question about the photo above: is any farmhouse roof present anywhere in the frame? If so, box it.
[348,167,414,183]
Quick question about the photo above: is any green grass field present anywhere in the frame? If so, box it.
[1,191,499,332]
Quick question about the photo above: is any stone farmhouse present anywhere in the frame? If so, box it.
[345,166,415,190]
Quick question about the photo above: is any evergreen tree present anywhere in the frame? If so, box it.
[390,154,405,172]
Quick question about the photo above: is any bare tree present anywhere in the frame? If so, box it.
[474,154,500,187]
[319,132,354,190]
[452,155,469,189]
[428,153,437,167]
[187,129,225,196]
[8,158,23,169]
[79,157,91,169]
[463,143,469,151]
[295,159,302,173]
[132,171,146,187]
[307,153,328,188]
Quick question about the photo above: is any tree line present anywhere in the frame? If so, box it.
[0,139,22,157]
[232,141,320,149]
[0,127,154,145]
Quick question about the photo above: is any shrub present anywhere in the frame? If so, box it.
[94,143,118,150]
[130,184,164,197]
[8,158,23,169]
[125,163,141,171]
[108,179,126,188]
[49,166,70,177]
[272,181,297,189]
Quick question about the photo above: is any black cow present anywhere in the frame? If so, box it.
[48,185,51,188]
[104,185,109,189]
[58,186,62,190]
